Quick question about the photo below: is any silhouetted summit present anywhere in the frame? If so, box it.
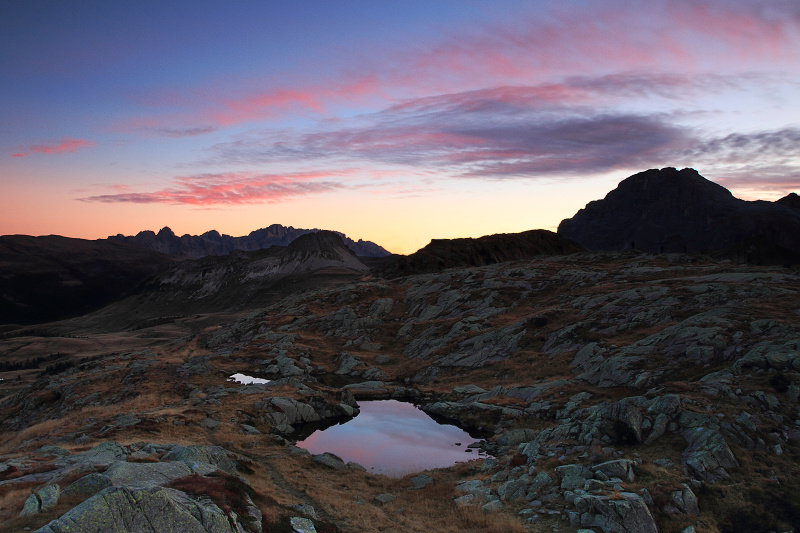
[286,230,359,262]
[776,192,800,211]
[558,167,800,255]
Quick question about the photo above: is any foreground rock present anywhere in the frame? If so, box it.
[3,442,262,533]
[36,486,245,533]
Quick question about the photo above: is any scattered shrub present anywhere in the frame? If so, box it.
[769,373,791,393]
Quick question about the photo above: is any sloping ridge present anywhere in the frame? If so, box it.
[776,192,800,211]
[109,224,390,258]
[281,230,368,272]
[558,167,800,255]
[378,229,584,278]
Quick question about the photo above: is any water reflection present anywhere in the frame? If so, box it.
[228,373,271,385]
[296,399,487,477]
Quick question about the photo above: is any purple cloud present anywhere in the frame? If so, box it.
[205,84,692,177]
[79,171,345,205]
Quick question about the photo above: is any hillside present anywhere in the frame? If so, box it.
[0,235,173,326]
[378,229,584,278]
[53,231,372,333]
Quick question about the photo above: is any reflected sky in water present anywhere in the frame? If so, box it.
[296,399,485,477]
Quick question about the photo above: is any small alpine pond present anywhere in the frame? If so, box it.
[296,399,488,477]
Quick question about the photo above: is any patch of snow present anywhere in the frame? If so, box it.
[228,373,270,385]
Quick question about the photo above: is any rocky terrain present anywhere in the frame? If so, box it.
[1,247,799,532]
[109,224,390,259]
[558,167,800,258]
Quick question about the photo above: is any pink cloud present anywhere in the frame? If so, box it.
[12,137,95,157]
[406,1,800,86]
[205,86,692,177]
[116,1,800,133]
[79,171,346,205]
[667,1,800,61]
[207,74,383,125]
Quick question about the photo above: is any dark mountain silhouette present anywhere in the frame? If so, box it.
[557,167,800,258]
[377,229,584,278]
[0,235,173,326]
[776,192,800,211]
[109,224,390,258]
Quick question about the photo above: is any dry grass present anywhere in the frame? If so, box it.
[247,450,531,533]
[77,391,182,419]
[0,491,90,533]
[0,484,38,523]
[168,472,255,518]
[0,419,63,452]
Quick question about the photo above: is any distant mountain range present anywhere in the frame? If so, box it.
[558,167,800,261]
[108,224,390,258]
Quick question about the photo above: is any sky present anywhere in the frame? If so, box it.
[1,0,799,254]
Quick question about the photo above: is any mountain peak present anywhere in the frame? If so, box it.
[157,226,176,238]
[287,230,356,259]
[608,167,734,205]
[776,192,800,210]
[558,167,800,254]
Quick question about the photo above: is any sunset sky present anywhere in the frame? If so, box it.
[2,1,799,254]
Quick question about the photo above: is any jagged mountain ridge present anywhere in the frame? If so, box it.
[109,223,390,259]
[558,167,800,255]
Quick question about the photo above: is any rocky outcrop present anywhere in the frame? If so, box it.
[558,167,800,255]
[109,224,390,258]
[5,442,262,533]
[577,492,658,533]
[35,486,243,533]
[256,393,358,436]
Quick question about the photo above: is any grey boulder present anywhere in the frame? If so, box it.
[34,486,243,533]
